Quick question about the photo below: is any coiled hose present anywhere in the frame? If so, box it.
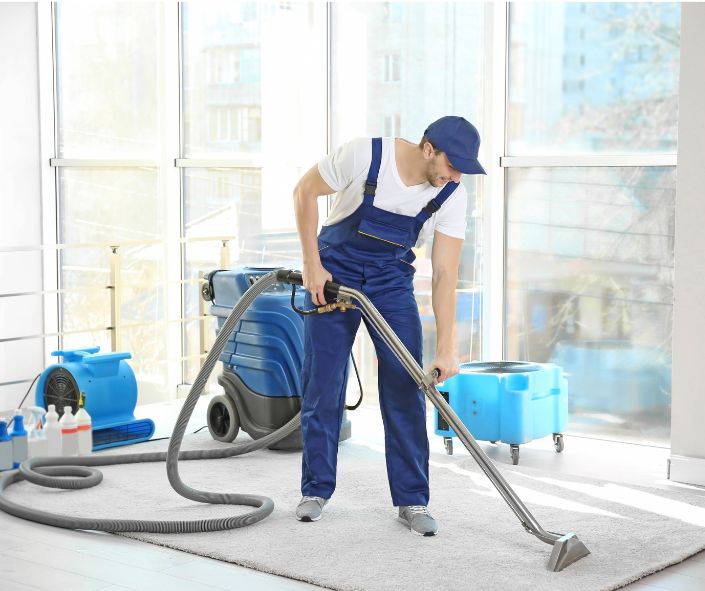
[0,270,301,533]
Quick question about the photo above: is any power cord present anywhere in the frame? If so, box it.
[290,284,364,410]
[16,374,41,409]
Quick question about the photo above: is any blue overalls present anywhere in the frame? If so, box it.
[301,138,459,506]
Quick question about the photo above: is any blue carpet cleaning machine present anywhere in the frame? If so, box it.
[0,269,589,572]
[202,267,351,449]
[35,347,155,450]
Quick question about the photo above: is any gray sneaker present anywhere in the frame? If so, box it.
[296,496,328,522]
[398,505,438,536]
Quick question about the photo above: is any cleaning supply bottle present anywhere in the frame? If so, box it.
[59,406,79,456]
[44,404,62,456]
[27,407,48,458]
[10,410,28,468]
[0,419,12,471]
[75,392,93,455]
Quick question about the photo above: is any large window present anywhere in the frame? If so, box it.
[54,3,170,403]
[506,3,680,444]
[44,2,681,449]
[508,2,679,154]
[180,2,326,383]
[330,2,487,400]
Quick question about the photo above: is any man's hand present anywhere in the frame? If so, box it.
[303,261,333,306]
[428,352,459,384]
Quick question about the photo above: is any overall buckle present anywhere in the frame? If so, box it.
[423,198,441,215]
[364,181,377,196]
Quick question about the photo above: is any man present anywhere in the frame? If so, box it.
[292,116,486,535]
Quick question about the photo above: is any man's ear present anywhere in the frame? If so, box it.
[421,141,435,159]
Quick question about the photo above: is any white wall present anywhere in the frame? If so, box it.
[0,3,45,412]
[669,2,705,485]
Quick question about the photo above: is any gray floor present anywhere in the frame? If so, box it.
[1,396,704,591]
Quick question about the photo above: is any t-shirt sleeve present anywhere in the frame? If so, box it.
[317,137,371,193]
[433,182,468,240]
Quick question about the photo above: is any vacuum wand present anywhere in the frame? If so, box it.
[276,269,590,572]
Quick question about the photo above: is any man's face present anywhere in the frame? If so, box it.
[425,148,462,187]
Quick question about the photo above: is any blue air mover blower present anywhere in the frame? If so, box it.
[435,361,568,465]
[36,347,155,450]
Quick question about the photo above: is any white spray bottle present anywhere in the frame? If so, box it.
[44,404,62,457]
[59,406,78,457]
[75,392,92,455]
[26,406,48,458]
[10,410,28,468]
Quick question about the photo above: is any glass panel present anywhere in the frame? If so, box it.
[54,2,161,157]
[331,2,487,402]
[57,168,167,401]
[505,167,675,445]
[181,2,327,387]
[181,1,326,161]
[507,3,680,154]
[182,168,303,385]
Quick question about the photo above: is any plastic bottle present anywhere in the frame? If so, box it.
[0,419,12,471]
[27,407,49,458]
[10,410,28,468]
[59,406,79,456]
[44,404,62,457]
[75,393,93,455]
[28,428,49,458]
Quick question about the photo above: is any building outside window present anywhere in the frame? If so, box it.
[331,2,486,402]
[383,53,401,83]
[506,2,680,444]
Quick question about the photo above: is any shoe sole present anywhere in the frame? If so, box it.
[296,514,322,522]
[397,517,438,536]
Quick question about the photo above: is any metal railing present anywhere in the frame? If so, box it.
[0,237,234,390]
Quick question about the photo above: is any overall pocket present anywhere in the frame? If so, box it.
[356,218,410,250]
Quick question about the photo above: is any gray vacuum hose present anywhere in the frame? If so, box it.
[0,270,300,533]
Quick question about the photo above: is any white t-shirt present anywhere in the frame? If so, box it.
[317,137,468,246]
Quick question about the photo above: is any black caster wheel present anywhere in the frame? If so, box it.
[553,433,564,453]
[510,444,520,465]
[201,280,214,302]
[207,394,240,442]
[444,437,453,455]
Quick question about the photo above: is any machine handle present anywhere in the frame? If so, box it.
[275,269,342,296]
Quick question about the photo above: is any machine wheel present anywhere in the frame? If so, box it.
[444,437,453,455]
[510,444,520,465]
[200,280,214,302]
[553,433,564,453]
[489,440,497,445]
[207,394,240,442]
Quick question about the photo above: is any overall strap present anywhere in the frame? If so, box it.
[363,138,383,206]
[417,181,460,222]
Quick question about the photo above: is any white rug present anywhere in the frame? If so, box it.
[7,433,705,591]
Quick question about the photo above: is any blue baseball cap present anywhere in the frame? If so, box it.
[424,116,486,175]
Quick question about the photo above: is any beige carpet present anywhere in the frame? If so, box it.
[6,433,705,591]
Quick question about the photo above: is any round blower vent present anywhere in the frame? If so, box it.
[462,361,542,374]
[43,367,81,416]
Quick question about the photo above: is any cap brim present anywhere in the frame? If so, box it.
[449,156,486,175]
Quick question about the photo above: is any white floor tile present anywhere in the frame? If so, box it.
[163,558,324,590]
[624,570,705,591]
[0,553,111,591]
[1,579,46,591]
[2,541,229,591]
